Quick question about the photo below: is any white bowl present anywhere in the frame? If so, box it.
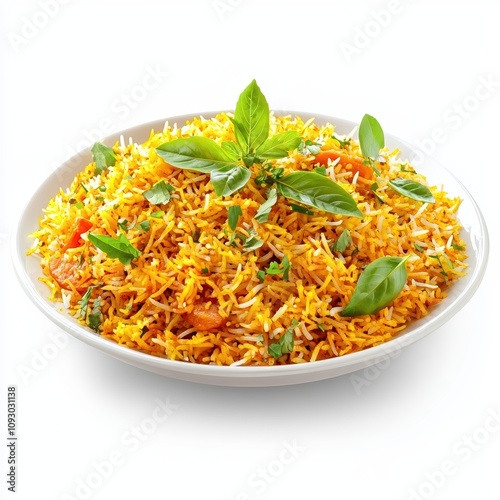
[12,112,490,387]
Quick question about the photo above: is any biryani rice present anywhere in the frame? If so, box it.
[29,113,467,365]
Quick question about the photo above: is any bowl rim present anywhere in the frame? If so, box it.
[12,110,490,384]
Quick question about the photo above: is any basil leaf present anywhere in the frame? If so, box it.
[332,134,351,148]
[210,165,252,197]
[88,233,141,266]
[117,219,130,231]
[389,178,436,203]
[156,136,237,173]
[340,256,409,317]
[269,319,298,358]
[370,182,386,204]
[221,141,242,160]
[429,254,449,283]
[233,79,270,154]
[143,180,175,205]
[255,188,277,223]
[91,142,116,175]
[282,255,290,280]
[268,343,283,359]
[228,205,243,231]
[88,299,102,332]
[300,139,321,155]
[88,312,101,332]
[150,210,164,218]
[359,114,384,160]
[290,203,314,215]
[265,262,282,275]
[78,286,94,318]
[255,131,302,160]
[276,172,363,218]
[263,255,290,280]
[242,229,263,252]
[331,229,352,253]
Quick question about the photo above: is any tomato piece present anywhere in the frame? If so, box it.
[314,150,373,179]
[185,303,224,331]
[63,217,93,250]
[48,257,85,291]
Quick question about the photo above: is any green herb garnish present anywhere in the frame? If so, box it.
[88,298,102,332]
[332,134,351,148]
[388,178,435,203]
[300,139,321,156]
[275,171,363,217]
[78,286,94,318]
[228,205,243,231]
[429,254,449,282]
[340,255,409,317]
[117,219,130,231]
[290,204,314,216]
[211,165,252,197]
[314,166,328,176]
[91,142,116,175]
[359,115,436,204]
[241,229,264,252]
[156,80,360,217]
[234,79,271,157]
[370,182,386,204]
[143,180,175,205]
[255,189,277,223]
[359,114,385,161]
[88,233,141,266]
[269,319,299,358]
[150,210,165,218]
[330,229,352,253]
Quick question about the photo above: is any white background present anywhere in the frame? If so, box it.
[1,1,499,499]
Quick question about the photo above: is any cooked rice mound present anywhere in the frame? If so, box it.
[29,113,467,366]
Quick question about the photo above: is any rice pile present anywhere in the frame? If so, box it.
[29,113,467,366]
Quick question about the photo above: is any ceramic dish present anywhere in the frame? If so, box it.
[12,112,489,386]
